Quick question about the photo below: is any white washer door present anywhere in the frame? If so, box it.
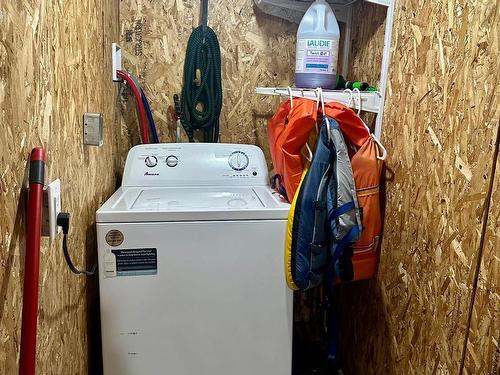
[131,187,264,210]
[97,220,292,375]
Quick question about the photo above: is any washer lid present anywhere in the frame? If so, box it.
[132,187,264,210]
[96,186,289,222]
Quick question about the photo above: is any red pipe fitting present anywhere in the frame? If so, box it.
[19,147,45,375]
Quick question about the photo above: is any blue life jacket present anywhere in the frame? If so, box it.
[285,116,362,291]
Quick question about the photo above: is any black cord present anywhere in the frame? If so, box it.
[62,233,96,276]
[57,212,96,276]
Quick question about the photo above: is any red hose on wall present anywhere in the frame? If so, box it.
[117,70,150,144]
[19,147,45,375]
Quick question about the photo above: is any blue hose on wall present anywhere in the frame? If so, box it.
[140,88,159,143]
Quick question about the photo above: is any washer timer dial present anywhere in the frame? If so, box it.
[145,155,158,167]
[228,151,249,171]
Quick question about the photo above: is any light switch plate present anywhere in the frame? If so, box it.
[83,112,103,146]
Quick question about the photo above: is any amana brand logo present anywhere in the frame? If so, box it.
[144,171,159,176]
[307,39,331,48]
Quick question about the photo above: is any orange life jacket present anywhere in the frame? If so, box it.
[267,98,317,201]
[268,99,383,282]
[324,102,383,281]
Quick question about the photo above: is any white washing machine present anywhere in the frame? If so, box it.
[96,143,292,375]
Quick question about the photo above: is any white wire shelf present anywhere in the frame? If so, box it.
[255,87,382,114]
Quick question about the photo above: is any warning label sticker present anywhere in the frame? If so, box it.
[111,248,157,276]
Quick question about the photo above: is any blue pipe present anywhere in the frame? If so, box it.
[140,88,159,143]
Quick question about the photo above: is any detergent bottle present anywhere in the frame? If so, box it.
[295,0,340,89]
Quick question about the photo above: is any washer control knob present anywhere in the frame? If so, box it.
[145,156,158,168]
[166,155,179,167]
[228,151,249,171]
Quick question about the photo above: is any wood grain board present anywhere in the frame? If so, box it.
[0,0,119,373]
[0,0,497,373]
[338,1,499,374]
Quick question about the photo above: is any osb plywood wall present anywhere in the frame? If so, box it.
[338,1,499,375]
[0,0,119,373]
[473,162,500,374]
[119,1,499,375]
[119,0,299,158]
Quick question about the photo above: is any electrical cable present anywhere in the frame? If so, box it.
[174,25,222,143]
[117,70,150,144]
[141,88,159,143]
[57,213,96,276]
[62,234,96,276]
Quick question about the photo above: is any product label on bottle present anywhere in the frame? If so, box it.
[296,38,338,74]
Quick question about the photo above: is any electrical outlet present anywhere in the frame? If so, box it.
[42,179,61,239]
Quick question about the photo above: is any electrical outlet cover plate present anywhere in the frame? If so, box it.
[42,179,61,239]
[112,42,122,82]
[83,112,104,146]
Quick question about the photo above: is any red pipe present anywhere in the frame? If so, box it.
[117,70,150,144]
[19,147,45,375]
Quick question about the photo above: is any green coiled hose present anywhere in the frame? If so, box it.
[174,25,222,143]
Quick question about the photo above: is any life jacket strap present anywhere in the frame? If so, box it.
[272,174,288,200]
[331,225,360,261]
[327,201,355,222]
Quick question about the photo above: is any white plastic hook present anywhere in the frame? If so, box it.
[374,137,388,160]
[344,88,354,108]
[313,88,321,133]
[317,87,332,143]
[315,87,321,109]
[302,143,314,162]
[319,88,326,115]
[287,86,294,108]
[351,89,387,160]
[353,88,362,116]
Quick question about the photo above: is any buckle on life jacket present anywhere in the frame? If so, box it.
[307,271,322,286]
[272,174,288,201]
[335,246,354,283]
[310,243,325,255]
[313,200,326,211]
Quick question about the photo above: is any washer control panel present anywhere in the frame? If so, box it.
[122,143,269,187]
